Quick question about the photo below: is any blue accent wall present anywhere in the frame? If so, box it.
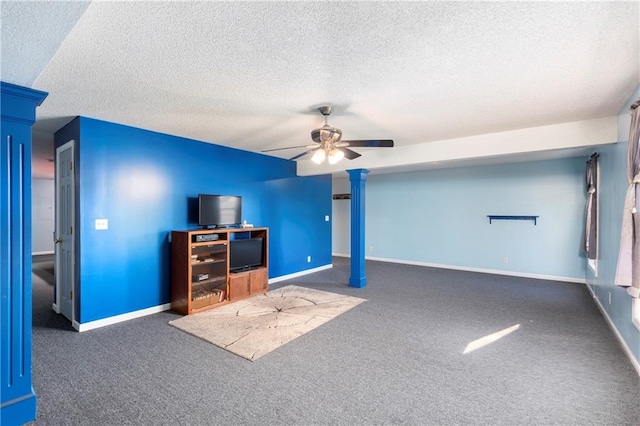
[249,176,333,274]
[360,157,587,279]
[54,117,331,324]
[587,86,640,367]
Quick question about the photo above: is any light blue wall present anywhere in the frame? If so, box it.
[587,86,640,366]
[55,117,332,324]
[336,157,588,280]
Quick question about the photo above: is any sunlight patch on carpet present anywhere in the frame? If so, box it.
[169,285,366,361]
[463,324,521,354]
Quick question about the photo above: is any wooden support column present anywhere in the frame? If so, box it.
[1,82,48,425]
[347,169,369,288]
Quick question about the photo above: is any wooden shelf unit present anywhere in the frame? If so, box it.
[170,227,268,315]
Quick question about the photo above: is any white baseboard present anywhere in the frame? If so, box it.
[33,251,54,256]
[74,303,172,332]
[335,254,585,284]
[585,283,640,377]
[269,264,333,284]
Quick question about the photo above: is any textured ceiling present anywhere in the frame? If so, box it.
[2,1,638,179]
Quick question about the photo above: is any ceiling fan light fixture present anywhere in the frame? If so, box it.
[328,148,344,165]
[311,148,326,164]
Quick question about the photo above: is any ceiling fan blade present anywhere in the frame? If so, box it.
[261,144,313,153]
[342,139,394,148]
[339,147,361,160]
[288,149,316,161]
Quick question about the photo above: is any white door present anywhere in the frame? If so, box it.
[55,141,74,322]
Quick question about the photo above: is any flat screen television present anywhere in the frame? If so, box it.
[198,194,242,228]
[229,238,264,272]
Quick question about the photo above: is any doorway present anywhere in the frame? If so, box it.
[53,140,75,324]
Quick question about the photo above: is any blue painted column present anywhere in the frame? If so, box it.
[1,82,48,424]
[347,169,369,288]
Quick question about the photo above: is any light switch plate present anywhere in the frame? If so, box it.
[325,215,330,222]
[95,219,108,230]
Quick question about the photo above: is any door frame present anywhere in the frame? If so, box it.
[53,139,76,326]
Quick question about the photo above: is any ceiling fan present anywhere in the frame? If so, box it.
[262,106,394,164]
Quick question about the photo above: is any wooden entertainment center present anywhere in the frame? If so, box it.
[170,227,268,315]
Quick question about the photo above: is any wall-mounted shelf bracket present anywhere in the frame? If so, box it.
[487,215,539,225]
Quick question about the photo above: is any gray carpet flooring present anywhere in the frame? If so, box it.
[30,255,639,425]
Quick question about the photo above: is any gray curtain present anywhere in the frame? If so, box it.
[615,100,640,298]
[581,154,598,260]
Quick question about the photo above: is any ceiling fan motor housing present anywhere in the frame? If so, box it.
[311,125,342,144]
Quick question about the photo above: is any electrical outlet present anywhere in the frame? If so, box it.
[95,219,108,230]
[369,246,374,252]
[503,256,509,264]
[307,256,311,263]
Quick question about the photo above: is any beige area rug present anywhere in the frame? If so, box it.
[169,285,366,361]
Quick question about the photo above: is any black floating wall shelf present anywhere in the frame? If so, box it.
[487,215,539,225]
[332,193,351,200]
